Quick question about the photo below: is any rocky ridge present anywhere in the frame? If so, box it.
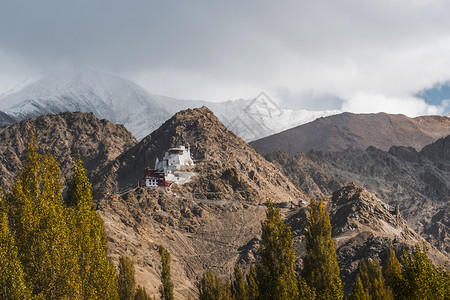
[0,112,137,189]
[265,136,450,256]
[0,109,447,298]
[288,184,447,293]
[94,106,307,298]
[93,106,305,203]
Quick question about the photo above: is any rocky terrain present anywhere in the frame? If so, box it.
[251,112,450,155]
[99,187,267,299]
[93,106,308,298]
[0,108,448,298]
[265,136,450,256]
[288,184,448,294]
[93,106,305,204]
[0,111,137,189]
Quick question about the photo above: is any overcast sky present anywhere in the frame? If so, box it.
[1,0,450,115]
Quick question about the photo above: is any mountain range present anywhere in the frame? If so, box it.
[0,109,448,298]
[265,135,450,256]
[251,112,450,155]
[0,69,340,141]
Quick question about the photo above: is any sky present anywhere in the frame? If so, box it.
[1,0,450,115]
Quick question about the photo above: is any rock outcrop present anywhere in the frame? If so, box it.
[288,184,447,293]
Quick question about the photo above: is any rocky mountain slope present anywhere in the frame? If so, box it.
[0,110,16,126]
[0,69,339,141]
[0,108,447,298]
[265,136,450,256]
[0,112,137,189]
[288,184,448,293]
[99,180,447,297]
[251,112,450,155]
[94,106,308,298]
[94,107,448,298]
[93,106,305,203]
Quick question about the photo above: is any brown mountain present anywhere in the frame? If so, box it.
[266,136,450,256]
[0,108,447,298]
[94,106,307,298]
[93,106,305,203]
[288,184,448,294]
[0,111,137,189]
[251,112,450,155]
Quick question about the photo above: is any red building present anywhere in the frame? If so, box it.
[144,168,170,187]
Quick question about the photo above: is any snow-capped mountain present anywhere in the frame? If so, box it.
[0,69,340,140]
[157,92,341,141]
[0,110,17,126]
[0,70,172,140]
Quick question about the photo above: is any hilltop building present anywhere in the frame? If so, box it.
[155,145,194,172]
[144,169,169,187]
[145,145,195,188]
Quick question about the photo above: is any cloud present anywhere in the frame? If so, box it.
[1,0,450,113]
[342,94,444,116]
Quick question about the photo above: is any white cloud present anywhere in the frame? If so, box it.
[342,94,443,116]
[2,0,450,114]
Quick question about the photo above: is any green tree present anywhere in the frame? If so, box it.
[231,265,247,300]
[246,265,259,300]
[66,157,119,299]
[0,190,31,299]
[348,276,369,300]
[301,199,343,300]
[197,271,231,300]
[7,134,80,299]
[401,245,449,300]
[118,256,136,300]
[256,201,299,300]
[349,258,392,300]
[134,286,153,300]
[383,245,403,299]
[159,245,174,300]
[297,278,315,300]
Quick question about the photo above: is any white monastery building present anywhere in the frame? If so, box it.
[145,144,196,188]
[155,145,194,172]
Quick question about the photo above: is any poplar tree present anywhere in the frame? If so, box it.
[246,265,259,300]
[0,190,31,299]
[257,201,299,300]
[197,271,231,300]
[348,276,368,300]
[383,245,403,299]
[7,134,80,299]
[401,245,449,300]
[134,286,153,300]
[231,265,247,300]
[349,258,392,300]
[301,199,343,300]
[66,157,119,299]
[159,245,174,300]
[119,256,136,300]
